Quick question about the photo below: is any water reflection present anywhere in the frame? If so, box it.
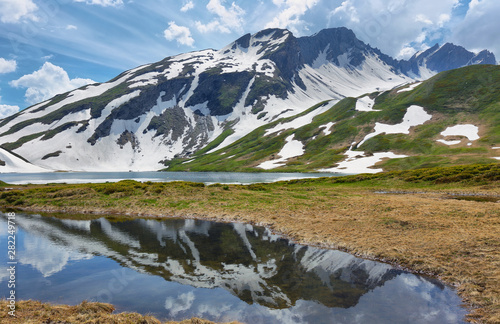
[0,212,466,323]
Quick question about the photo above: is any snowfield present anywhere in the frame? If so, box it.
[258,135,305,170]
[358,105,432,147]
[439,124,480,142]
[355,96,377,112]
[318,146,407,174]
[0,148,51,173]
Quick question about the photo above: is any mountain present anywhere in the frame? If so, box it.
[0,27,497,173]
[398,43,497,78]
[167,65,500,173]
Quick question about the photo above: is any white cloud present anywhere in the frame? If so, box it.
[397,46,418,59]
[73,0,123,7]
[164,292,195,316]
[164,21,195,47]
[415,14,433,25]
[265,0,321,33]
[0,0,38,23]
[0,58,17,74]
[450,0,500,61]
[327,0,459,58]
[0,103,20,119]
[66,24,78,30]
[330,0,359,23]
[10,62,95,105]
[181,0,194,12]
[195,0,245,34]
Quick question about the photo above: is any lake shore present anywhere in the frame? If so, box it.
[1,164,499,323]
[0,300,241,324]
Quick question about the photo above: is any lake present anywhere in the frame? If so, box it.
[0,212,466,323]
[0,171,338,185]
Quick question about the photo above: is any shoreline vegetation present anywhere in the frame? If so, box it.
[0,300,241,324]
[1,163,499,323]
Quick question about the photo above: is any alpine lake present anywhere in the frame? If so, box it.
[0,172,467,323]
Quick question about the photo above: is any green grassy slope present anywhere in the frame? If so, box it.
[164,65,500,172]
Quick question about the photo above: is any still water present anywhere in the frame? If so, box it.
[0,212,466,324]
[0,171,337,185]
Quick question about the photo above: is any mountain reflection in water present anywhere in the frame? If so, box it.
[0,212,466,323]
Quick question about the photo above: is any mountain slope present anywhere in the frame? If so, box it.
[0,27,496,173]
[166,65,500,173]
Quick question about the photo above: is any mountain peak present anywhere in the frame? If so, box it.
[0,27,497,172]
[400,42,496,77]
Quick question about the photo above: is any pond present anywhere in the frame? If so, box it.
[0,171,337,185]
[0,212,466,324]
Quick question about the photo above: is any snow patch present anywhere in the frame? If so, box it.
[320,122,335,136]
[396,82,422,93]
[318,147,407,174]
[436,139,461,146]
[358,105,432,147]
[355,96,378,112]
[440,124,480,141]
[258,135,304,170]
[128,79,158,88]
[264,102,334,136]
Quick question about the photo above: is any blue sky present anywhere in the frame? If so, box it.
[0,0,499,117]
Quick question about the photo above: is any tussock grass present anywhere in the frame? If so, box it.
[0,300,239,324]
[1,163,499,323]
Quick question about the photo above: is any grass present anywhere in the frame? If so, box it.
[0,300,240,324]
[1,163,499,323]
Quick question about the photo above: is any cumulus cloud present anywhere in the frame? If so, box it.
[0,0,38,23]
[195,0,245,34]
[10,62,95,105]
[164,292,195,316]
[450,0,500,61]
[0,103,20,119]
[73,0,123,7]
[0,58,17,74]
[164,21,195,47]
[327,0,459,59]
[181,0,195,12]
[66,24,78,30]
[265,0,321,33]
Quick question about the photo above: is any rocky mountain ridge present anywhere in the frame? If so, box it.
[0,27,496,172]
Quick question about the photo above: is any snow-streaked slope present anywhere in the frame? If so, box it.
[0,28,418,172]
[0,148,50,173]
[318,105,431,174]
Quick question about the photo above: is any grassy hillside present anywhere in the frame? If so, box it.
[165,65,500,172]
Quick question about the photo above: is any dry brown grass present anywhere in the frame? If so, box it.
[1,174,499,323]
[0,300,240,324]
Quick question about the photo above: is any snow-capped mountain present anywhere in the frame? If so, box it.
[0,27,496,172]
[398,43,497,79]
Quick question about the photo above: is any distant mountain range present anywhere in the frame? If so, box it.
[0,27,498,173]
